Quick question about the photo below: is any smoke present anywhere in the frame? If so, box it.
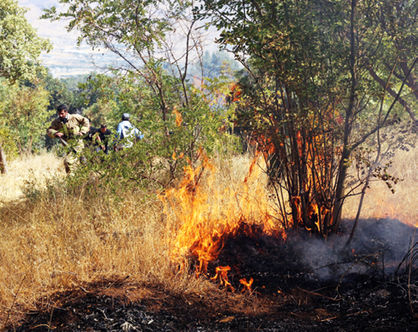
[290,218,416,281]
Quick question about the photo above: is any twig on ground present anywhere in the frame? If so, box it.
[5,273,27,327]
[296,287,340,302]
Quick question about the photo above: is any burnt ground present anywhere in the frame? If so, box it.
[4,218,418,331]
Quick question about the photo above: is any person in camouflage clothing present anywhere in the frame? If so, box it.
[47,104,90,174]
[92,124,113,154]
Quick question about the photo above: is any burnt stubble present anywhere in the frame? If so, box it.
[9,218,417,331]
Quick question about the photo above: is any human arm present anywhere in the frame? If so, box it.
[134,127,144,140]
[47,119,63,138]
[74,114,90,136]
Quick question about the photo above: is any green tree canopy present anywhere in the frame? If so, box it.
[44,0,238,185]
[0,0,51,82]
[197,0,416,236]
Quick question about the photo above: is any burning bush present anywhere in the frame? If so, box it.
[160,153,289,290]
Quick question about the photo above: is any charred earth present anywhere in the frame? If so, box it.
[6,218,417,331]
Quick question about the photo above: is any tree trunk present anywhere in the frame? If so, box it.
[0,144,7,174]
[332,0,358,232]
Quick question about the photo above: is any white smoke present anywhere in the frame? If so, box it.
[289,218,416,280]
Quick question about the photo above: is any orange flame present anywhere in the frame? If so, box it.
[161,153,286,284]
[239,277,254,293]
[173,107,183,127]
[172,151,184,161]
[296,130,303,158]
[211,266,235,291]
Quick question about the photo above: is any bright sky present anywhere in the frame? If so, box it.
[18,0,116,77]
[17,0,221,79]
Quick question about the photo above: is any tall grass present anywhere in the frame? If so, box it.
[343,147,417,226]
[0,148,416,327]
[0,153,253,327]
[0,152,63,205]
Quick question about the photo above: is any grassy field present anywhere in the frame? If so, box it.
[0,148,416,327]
[0,153,258,327]
[342,147,417,227]
[0,152,63,205]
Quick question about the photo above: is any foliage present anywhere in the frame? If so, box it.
[40,70,80,112]
[198,0,416,236]
[44,0,239,185]
[76,73,120,127]
[0,79,53,154]
[186,50,241,79]
[0,0,51,83]
[75,72,239,189]
[0,0,51,160]
[365,0,417,123]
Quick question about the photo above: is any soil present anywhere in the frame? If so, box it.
[4,218,418,331]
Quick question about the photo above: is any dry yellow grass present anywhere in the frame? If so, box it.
[0,153,252,327]
[0,186,220,327]
[0,152,64,205]
[343,147,418,226]
[0,148,416,328]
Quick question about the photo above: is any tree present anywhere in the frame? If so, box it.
[367,0,417,124]
[194,51,241,79]
[76,73,119,127]
[0,144,7,174]
[0,0,51,172]
[0,0,51,83]
[41,70,81,112]
[44,0,236,184]
[198,0,416,237]
[0,79,52,154]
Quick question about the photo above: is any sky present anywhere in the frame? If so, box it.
[17,0,220,78]
[18,0,122,77]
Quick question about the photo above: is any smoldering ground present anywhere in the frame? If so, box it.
[291,218,416,281]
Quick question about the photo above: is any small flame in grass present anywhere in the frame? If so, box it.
[173,107,183,127]
[211,266,235,291]
[239,277,254,293]
[161,153,286,288]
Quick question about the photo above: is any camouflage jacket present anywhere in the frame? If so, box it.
[47,114,90,142]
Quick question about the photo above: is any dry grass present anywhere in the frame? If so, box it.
[0,153,254,328]
[0,152,64,205]
[343,146,418,226]
[0,148,416,328]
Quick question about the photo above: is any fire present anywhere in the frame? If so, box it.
[211,266,235,291]
[173,107,183,127]
[160,153,286,288]
[228,83,242,102]
[239,277,254,293]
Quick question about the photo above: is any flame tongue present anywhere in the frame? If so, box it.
[211,266,235,291]
[161,154,286,286]
[239,277,254,293]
